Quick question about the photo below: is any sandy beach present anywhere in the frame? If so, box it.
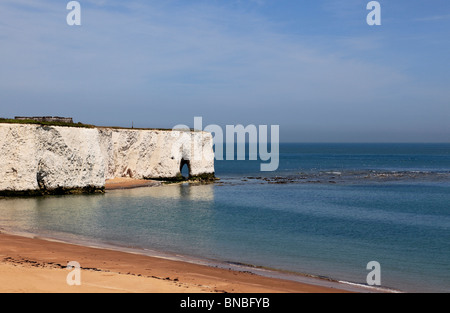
[105,177,162,190]
[0,232,351,293]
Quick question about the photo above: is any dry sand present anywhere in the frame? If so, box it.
[105,177,162,190]
[0,232,350,293]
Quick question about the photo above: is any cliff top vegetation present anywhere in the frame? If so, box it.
[0,118,199,132]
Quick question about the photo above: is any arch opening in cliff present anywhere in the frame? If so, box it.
[180,159,191,179]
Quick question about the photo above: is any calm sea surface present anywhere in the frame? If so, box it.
[1,143,449,292]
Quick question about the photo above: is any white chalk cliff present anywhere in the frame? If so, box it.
[0,124,215,196]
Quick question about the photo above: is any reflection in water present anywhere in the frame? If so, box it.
[0,194,105,236]
[111,183,215,201]
[0,183,216,256]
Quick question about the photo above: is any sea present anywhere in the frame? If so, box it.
[1,143,449,293]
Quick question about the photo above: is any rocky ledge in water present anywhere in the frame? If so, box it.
[235,170,450,185]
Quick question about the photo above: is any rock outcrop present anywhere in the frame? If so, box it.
[0,124,215,196]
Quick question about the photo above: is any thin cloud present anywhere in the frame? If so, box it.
[414,14,450,21]
[0,0,408,95]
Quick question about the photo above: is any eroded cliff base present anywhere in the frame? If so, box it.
[0,186,105,197]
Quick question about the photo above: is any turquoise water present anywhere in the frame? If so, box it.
[1,143,449,292]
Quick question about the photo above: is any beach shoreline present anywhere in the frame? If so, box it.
[0,231,361,293]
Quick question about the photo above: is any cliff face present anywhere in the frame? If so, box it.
[0,124,215,196]
[0,124,105,195]
[98,128,215,180]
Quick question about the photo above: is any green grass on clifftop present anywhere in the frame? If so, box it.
[0,118,95,128]
[0,119,203,132]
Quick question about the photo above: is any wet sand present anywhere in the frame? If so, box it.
[0,232,351,293]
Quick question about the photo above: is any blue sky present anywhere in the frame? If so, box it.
[0,0,449,142]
